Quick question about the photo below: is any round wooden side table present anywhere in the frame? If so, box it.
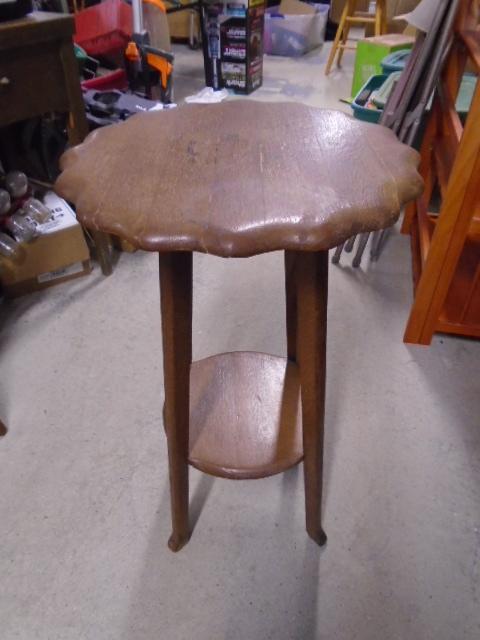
[55,101,423,551]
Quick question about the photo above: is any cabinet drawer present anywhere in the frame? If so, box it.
[0,42,69,127]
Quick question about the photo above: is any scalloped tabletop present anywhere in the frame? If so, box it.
[55,100,423,258]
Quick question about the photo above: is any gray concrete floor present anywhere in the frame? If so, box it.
[1,42,480,640]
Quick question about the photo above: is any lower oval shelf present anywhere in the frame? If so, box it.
[188,351,303,479]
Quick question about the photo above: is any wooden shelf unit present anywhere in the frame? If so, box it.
[402,1,480,345]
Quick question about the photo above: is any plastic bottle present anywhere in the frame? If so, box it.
[5,213,37,243]
[21,197,51,224]
[0,189,11,216]
[0,231,26,262]
[4,171,29,199]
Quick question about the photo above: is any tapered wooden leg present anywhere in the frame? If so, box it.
[91,230,113,276]
[285,251,298,362]
[296,251,328,546]
[159,252,193,552]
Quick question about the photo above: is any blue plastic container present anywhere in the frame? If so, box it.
[381,49,411,74]
[351,74,388,124]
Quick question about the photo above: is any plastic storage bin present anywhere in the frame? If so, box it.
[381,49,411,74]
[74,0,132,58]
[351,74,388,124]
[264,4,329,57]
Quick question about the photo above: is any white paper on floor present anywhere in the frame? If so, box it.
[148,102,178,111]
[184,87,230,104]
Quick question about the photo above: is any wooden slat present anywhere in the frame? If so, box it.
[436,318,480,338]
[416,196,434,264]
[433,137,454,199]
[437,84,463,149]
[410,216,422,290]
[463,264,480,324]
[345,16,376,23]
[460,30,480,72]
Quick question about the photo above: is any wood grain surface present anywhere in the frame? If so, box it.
[55,101,423,257]
[296,250,328,546]
[188,352,303,479]
[159,252,192,551]
[0,11,74,51]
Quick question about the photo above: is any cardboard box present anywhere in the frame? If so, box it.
[0,192,91,297]
[166,0,200,41]
[201,0,265,94]
[351,33,414,96]
[279,0,316,16]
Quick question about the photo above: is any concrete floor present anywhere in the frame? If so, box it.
[1,42,480,640]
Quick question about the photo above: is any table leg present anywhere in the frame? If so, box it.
[296,251,328,546]
[159,252,193,552]
[91,230,113,276]
[285,251,298,362]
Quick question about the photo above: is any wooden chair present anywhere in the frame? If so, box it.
[402,0,480,344]
[325,0,387,75]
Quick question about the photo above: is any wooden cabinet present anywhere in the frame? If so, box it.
[0,11,112,274]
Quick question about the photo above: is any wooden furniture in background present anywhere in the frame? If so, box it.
[325,0,387,75]
[402,0,480,344]
[54,101,422,551]
[0,11,112,276]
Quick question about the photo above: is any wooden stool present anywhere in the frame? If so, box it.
[55,101,422,551]
[325,0,387,75]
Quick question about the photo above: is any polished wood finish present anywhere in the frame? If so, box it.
[159,252,192,552]
[189,352,303,479]
[55,100,422,550]
[0,12,112,276]
[55,101,422,257]
[403,0,480,345]
[0,10,75,49]
[285,251,298,362]
[296,251,328,546]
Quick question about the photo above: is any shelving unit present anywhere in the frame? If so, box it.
[402,0,480,344]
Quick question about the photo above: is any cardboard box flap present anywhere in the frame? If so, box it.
[363,33,415,46]
[279,0,316,16]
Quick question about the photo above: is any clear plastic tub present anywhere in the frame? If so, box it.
[264,4,329,57]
